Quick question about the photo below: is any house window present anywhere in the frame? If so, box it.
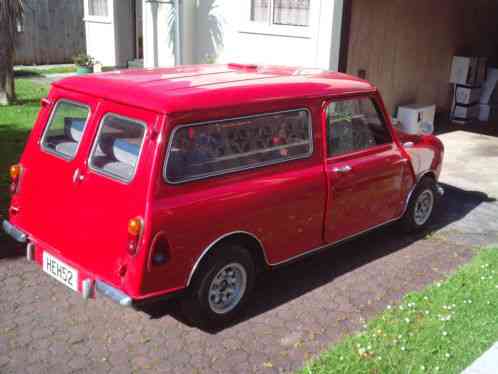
[251,0,310,27]
[88,0,109,17]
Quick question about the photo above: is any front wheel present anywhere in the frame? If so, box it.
[400,178,439,232]
[181,245,255,327]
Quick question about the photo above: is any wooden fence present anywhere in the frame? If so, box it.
[15,0,85,65]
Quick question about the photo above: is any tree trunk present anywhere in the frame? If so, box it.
[0,15,16,105]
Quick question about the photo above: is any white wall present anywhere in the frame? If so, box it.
[84,0,135,67]
[84,0,116,66]
[194,0,339,70]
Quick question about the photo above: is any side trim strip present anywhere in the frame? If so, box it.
[186,173,440,285]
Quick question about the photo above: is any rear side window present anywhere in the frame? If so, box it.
[41,100,90,160]
[165,109,312,183]
[326,97,392,157]
[89,114,146,183]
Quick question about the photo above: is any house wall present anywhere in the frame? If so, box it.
[346,0,498,114]
[196,0,339,69]
[84,0,117,66]
[15,0,85,65]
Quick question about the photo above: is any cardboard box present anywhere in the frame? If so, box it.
[453,103,480,120]
[478,104,498,122]
[455,85,481,105]
[450,56,487,85]
[397,104,436,134]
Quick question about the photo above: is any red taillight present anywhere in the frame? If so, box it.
[9,164,22,195]
[127,217,143,255]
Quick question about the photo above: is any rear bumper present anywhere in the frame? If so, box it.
[95,280,133,306]
[2,220,28,243]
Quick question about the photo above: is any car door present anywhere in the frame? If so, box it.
[323,95,409,244]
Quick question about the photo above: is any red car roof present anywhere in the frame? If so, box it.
[53,64,376,114]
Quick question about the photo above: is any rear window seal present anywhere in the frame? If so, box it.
[40,99,91,162]
[163,108,314,185]
[88,113,148,185]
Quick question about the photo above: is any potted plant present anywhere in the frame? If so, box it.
[73,53,95,75]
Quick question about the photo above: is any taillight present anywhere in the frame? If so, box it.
[127,217,143,255]
[9,164,22,195]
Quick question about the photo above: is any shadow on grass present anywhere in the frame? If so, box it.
[139,184,495,333]
[0,124,31,259]
[14,70,43,78]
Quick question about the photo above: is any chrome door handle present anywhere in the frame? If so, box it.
[72,168,85,183]
[332,165,352,174]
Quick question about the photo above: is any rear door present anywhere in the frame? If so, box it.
[324,95,409,243]
[66,100,157,287]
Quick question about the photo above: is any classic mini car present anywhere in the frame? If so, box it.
[3,64,444,325]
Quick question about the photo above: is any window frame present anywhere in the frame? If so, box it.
[163,108,314,185]
[239,0,318,39]
[325,95,394,160]
[84,0,111,24]
[88,113,148,184]
[40,99,92,162]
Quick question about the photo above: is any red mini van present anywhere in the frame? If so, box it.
[3,64,444,324]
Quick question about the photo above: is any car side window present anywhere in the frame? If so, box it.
[326,97,392,157]
[41,100,90,160]
[165,110,312,183]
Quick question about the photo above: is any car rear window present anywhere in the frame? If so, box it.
[89,114,146,183]
[165,109,312,183]
[41,100,90,160]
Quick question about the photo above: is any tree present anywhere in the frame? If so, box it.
[0,0,24,106]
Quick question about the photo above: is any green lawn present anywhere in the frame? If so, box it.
[0,79,49,219]
[300,247,498,374]
[15,65,77,77]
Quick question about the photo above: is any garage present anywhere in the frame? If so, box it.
[341,0,498,136]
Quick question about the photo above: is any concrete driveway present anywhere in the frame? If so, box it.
[1,130,497,374]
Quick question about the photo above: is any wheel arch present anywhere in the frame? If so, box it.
[402,170,437,217]
[186,231,269,287]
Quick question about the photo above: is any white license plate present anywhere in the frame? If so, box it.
[43,252,79,292]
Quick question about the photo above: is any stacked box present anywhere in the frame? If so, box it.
[450,56,487,124]
[478,68,498,122]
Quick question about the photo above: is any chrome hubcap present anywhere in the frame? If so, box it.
[414,190,434,226]
[208,263,247,314]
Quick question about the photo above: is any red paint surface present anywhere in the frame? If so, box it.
[8,64,443,301]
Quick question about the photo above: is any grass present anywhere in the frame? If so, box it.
[300,247,498,374]
[0,79,49,219]
[14,65,77,77]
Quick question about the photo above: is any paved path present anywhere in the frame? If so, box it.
[1,131,497,373]
[462,343,498,374]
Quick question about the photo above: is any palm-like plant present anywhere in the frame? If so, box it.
[0,0,24,105]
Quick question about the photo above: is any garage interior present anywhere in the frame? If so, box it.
[340,0,498,137]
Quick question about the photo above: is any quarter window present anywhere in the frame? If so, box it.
[41,100,90,160]
[89,115,146,182]
[165,110,312,183]
[326,98,392,157]
[251,0,311,27]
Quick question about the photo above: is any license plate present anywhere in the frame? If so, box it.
[43,252,79,292]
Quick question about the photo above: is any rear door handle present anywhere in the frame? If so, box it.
[72,168,85,183]
[332,165,352,174]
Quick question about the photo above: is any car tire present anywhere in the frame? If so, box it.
[181,245,255,327]
[400,177,439,232]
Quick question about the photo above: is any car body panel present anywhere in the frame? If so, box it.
[4,64,443,303]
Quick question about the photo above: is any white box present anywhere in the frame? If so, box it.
[455,85,481,104]
[480,68,498,104]
[479,104,491,121]
[397,104,436,135]
[453,103,479,119]
[450,56,487,85]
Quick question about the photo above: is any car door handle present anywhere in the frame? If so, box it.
[72,168,85,183]
[332,165,352,174]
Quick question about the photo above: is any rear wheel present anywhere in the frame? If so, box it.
[401,177,438,232]
[182,245,255,327]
